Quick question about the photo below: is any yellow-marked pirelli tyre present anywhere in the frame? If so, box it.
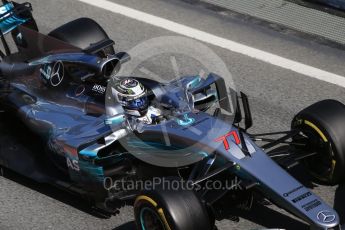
[292,99,345,185]
[134,186,215,230]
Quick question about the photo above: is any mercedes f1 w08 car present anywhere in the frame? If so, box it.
[0,1,344,230]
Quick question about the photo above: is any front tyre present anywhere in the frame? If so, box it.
[134,186,214,230]
[292,99,345,185]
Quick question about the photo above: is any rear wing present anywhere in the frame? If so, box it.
[0,0,37,57]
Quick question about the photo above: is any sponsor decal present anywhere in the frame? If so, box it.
[92,84,106,94]
[176,114,195,126]
[40,64,52,80]
[292,192,312,203]
[214,130,241,150]
[66,157,80,172]
[40,61,64,87]
[16,32,24,45]
[121,79,138,88]
[283,185,303,197]
[317,210,336,223]
[182,117,209,130]
[302,199,321,212]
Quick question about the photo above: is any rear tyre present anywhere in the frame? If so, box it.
[48,17,115,56]
[292,99,345,185]
[134,184,214,230]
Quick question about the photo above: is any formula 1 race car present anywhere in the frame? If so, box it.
[0,1,344,230]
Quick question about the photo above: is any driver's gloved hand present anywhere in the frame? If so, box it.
[151,115,165,124]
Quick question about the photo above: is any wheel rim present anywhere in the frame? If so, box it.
[140,207,165,230]
[296,125,336,182]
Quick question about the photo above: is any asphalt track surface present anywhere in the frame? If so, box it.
[0,0,345,229]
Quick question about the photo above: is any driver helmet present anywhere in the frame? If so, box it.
[114,78,149,117]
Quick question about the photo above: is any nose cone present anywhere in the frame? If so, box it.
[313,210,340,229]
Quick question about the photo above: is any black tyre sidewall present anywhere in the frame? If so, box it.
[292,100,345,185]
[134,188,214,230]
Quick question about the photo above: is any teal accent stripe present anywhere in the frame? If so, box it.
[80,149,98,157]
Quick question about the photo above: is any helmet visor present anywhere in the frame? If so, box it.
[125,96,148,110]
[122,96,149,116]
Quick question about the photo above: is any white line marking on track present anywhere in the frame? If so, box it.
[77,0,345,87]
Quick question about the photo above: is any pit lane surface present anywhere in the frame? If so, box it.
[1,0,345,229]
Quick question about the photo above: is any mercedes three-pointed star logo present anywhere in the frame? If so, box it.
[50,61,64,87]
[317,210,336,223]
